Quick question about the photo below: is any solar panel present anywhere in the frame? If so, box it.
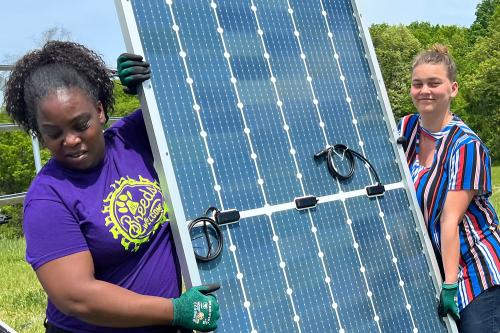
[115,0,457,331]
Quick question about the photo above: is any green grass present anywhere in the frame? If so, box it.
[0,237,46,333]
[492,165,500,213]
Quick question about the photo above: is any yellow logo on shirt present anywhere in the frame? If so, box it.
[102,176,169,251]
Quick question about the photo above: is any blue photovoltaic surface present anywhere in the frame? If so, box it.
[125,0,448,332]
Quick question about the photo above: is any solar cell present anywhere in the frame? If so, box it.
[115,0,457,331]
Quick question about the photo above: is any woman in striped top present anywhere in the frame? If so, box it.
[399,44,499,332]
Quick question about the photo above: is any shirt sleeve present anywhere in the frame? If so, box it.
[448,140,492,195]
[24,199,89,270]
[108,109,151,154]
[397,114,417,139]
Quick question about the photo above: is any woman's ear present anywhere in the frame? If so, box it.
[37,134,47,148]
[451,81,459,97]
[96,101,106,125]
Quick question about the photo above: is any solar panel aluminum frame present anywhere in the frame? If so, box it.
[114,0,458,331]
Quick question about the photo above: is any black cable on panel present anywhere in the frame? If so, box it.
[189,207,223,262]
[314,144,385,197]
[188,207,240,262]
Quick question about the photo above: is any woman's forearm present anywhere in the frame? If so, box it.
[36,251,175,328]
[439,190,475,284]
[440,218,460,283]
[65,279,174,327]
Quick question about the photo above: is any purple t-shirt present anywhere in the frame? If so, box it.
[23,110,181,332]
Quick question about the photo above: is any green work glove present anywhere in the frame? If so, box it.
[437,282,460,321]
[172,285,220,332]
[116,53,151,94]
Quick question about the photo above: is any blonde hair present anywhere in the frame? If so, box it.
[412,44,457,82]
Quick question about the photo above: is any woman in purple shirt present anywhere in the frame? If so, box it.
[4,41,219,333]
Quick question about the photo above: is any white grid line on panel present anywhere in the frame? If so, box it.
[320,1,418,331]
[182,183,406,228]
[165,1,256,332]
[319,1,381,331]
[210,1,301,331]
[285,2,351,329]
[236,182,404,219]
[252,0,338,330]
[348,3,419,331]
[285,2,329,146]
[248,1,305,330]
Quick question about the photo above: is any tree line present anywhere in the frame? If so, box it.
[370,0,499,160]
[0,0,498,237]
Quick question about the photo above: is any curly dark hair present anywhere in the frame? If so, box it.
[4,40,115,138]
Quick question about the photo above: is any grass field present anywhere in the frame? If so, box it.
[0,166,499,332]
[491,165,500,212]
[0,238,45,332]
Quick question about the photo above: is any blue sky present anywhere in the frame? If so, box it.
[0,0,482,67]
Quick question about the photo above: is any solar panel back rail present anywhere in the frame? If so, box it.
[115,0,458,332]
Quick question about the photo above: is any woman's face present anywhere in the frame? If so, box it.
[411,63,458,116]
[36,88,106,170]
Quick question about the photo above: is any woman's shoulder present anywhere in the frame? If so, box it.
[450,117,483,144]
[445,117,491,158]
[399,113,420,135]
[107,109,144,133]
[105,109,154,164]
[104,109,149,146]
[401,113,419,124]
[402,113,419,120]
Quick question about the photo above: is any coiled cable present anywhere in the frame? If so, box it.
[314,144,383,186]
[188,207,224,262]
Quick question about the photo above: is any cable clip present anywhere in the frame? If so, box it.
[216,209,240,225]
[314,146,331,159]
[365,184,385,197]
[294,195,319,210]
